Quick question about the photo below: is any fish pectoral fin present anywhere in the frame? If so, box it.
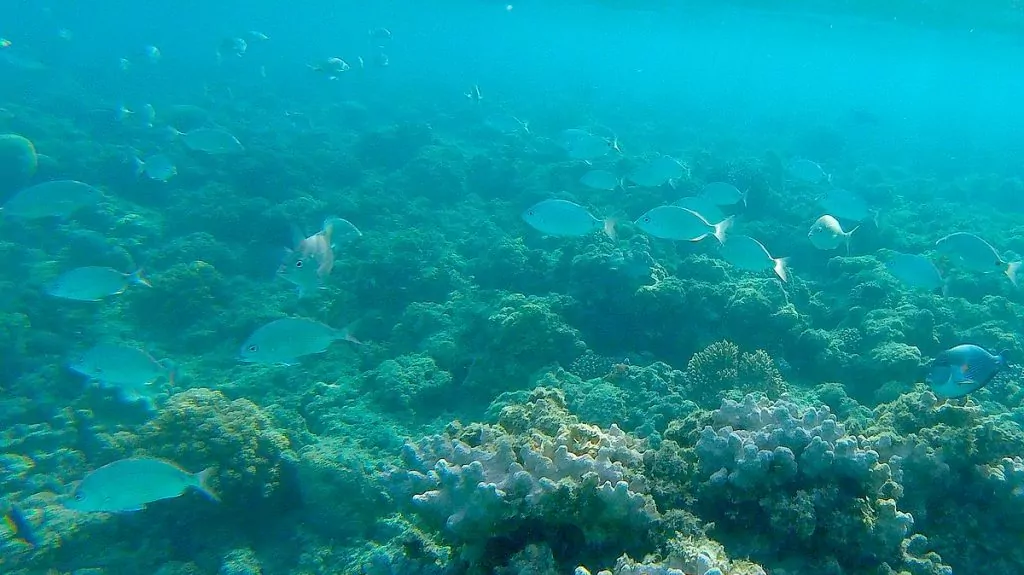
[958,379,976,386]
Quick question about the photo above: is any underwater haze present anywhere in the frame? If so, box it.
[3,0,1024,574]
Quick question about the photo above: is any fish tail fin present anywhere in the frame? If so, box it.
[132,157,145,177]
[195,467,220,502]
[129,269,151,287]
[845,226,859,255]
[939,277,950,297]
[338,320,365,345]
[998,349,1010,367]
[158,358,179,386]
[602,219,617,241]
[774,257,790,283]
[741,188,749,208]
[713,216,734,244]
[1005,261,1021,286]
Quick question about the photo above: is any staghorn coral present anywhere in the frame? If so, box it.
[137,388,296,507]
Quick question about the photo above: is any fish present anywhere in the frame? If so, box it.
[700,182,747,207]
[522,199,615,239]
[369,27,393,41]
[808,215,858,252]
[1,180,102,219]
[885,253,945,292]
[279,216,361,296]
[247,31,270,41]
[66,458,217,513]
[0,39,11,48]
[171,127,244,154]
[818,189,872,223]
[671,196,726,224]
[579,169,622,191]
[465,84,482,102]
[240,318,360,365]
[718,234,789,282]
[628,156,687,188]
[563,132,617,161]
[926,344,1008,398]
[309,57,351,79]
[634,206,732,243]
[69,343,176,405]
[4,504,39,547]
[144,45,161,63]
[935,232,1020,286]
[140,103,156,128]
[787,158,830,183]
[485,114,530,135]
[278,252,323,298]
[134,154,177,181]
[46,267,150,301]
[217,37,248,61]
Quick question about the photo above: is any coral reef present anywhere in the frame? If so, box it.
[137,388,297,508]
[384,389,658,572]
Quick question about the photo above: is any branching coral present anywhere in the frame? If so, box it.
[383,389,658,573]
[682,341,785,407]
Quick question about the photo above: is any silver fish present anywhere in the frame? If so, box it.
[134,154,177,181]
[47,267,150,301]
[885,253,944,291]
[2,180,102,219]
[808,215,857,252]
[67,457,217,513]
[634,206,732,243]
[485,114,529,135]
[935,232,1020,285]
[240,318,359,365]
[818,189,871,223]
[671,196,726,223]
[719,234,789,282]
[628,156,686,188]
[579,169,621,191]
[522,199,615,239]
[787,159,830,183]
[174,127,243,154]
[700,182,747,207]
[69,343,175,405]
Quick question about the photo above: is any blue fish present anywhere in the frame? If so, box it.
[926,344,1008,398]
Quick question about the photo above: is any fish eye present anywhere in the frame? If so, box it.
[248,344,259,352]
[643,217,651,223]
[74,492,85,501]
[528,210,535,216]
[295,260,303,268]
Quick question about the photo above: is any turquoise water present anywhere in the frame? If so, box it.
[2,1,1024,574]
